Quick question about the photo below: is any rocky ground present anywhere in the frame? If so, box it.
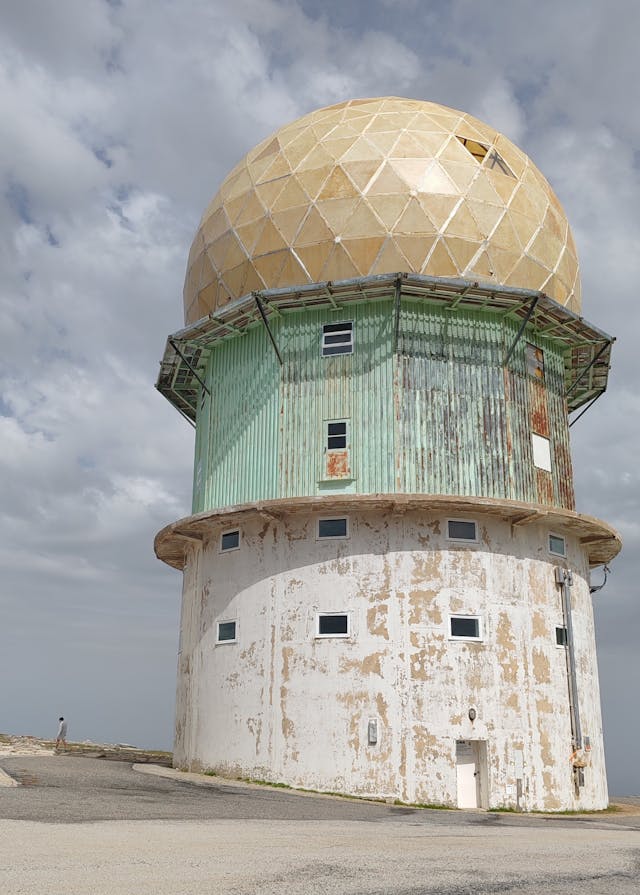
[0,733,172,765]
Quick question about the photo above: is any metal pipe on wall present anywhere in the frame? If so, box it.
[556,567,582,753]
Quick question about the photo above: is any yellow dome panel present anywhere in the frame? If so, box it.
[184,98,581,324]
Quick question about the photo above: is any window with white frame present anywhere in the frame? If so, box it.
[531,433,552,472]
[321,321,353,356]
[449,615,483,641]
[317,517,349,539]
[447,519,478,542]
[220,529,241,552]
[548,533,566,557]
[555,625,568,647]
[326,419,348,450]
[216,620,237,643]
[316,612,350,638]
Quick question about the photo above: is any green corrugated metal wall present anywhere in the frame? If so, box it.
[192,295,573,513]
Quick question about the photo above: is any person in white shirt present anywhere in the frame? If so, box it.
[56,717,68,750]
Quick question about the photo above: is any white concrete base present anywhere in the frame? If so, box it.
[162,498,615,812]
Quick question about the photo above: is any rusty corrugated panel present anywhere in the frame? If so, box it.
[545,346,575,510]
[397,305,514,500]
[536,469,555,505]
[505,364,537,504]
[528,379,550,437]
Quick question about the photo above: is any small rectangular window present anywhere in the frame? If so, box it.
[220,529,240,552]
[322,321,353,356]
[531,433,552,472]
[525,343,545,380]
[317,613,350,637]
[217,620,237,643]
[449,615,482,641]
[447,519,478,542]
[326,420,347,450]
[549,533,566,556]
[317,517,349,539]
[556,626,568,647]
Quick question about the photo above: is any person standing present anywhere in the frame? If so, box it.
[55,716,68,750]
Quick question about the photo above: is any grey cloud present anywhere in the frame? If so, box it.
[0,0,638,794]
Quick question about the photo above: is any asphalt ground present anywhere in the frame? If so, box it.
[1,756,639,894]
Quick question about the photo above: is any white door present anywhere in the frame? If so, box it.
[456,740,479,808]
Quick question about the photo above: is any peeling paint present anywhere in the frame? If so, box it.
[532,611,547,638]
[367,604,389,639]
[339,652,384,677]
[532,648,551,684]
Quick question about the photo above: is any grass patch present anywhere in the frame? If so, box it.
[241,778,293,789]
[393,798,453,810]
[202,774,454,809]
[487,804,621,815]
[531,804,620,815]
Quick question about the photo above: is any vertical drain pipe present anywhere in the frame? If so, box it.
[555,568,582,754]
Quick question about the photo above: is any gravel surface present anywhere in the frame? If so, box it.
[1,756,638,894]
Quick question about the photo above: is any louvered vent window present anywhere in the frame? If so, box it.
[322,321,353,356]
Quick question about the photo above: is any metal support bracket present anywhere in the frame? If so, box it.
[566,340,612,400]
[168,339,210,395]
[393,277,402,351]
[254,292,283,366]
[569,391,604,428]
[503,296,539,367]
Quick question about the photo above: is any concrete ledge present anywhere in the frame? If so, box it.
[155,493,622,570]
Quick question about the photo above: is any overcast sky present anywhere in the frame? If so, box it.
[1,0,638,795]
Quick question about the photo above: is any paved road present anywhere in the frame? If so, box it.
[1,756,639,894]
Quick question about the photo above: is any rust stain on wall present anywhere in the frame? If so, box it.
[268,625,276,708]
[412,727,441,765]
[538,714,554,767]
[408,589,439,625]
[410,553,441,587]
[542,771,562,810]
[532,611,547,638]
[528,566,548,607]
[240,641,258,664]
[367,604,389,639]
[247,716,262,753]
[376,693,389,728]
[399,736,407,799]
[281,646,293,684]
[554,436,575,509]
[496,612,518,683]
[326,450,350,478]
[536,697,554,715]
[536,468,554,505]
[532,648,551,684]
[339,652,384,677]
[410,650,428,680]
[529,379,550,437]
